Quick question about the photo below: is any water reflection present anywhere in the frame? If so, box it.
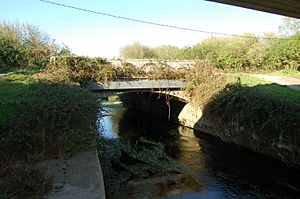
[97,101,125,139]
[98,99,300,199]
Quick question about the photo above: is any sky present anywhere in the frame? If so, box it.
[0,0,284,58]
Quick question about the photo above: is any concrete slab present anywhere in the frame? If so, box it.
[37,149,105,199]
[0,73,7,78]
[85,80,187,91]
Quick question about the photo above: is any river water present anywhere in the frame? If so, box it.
[97,98,300,199]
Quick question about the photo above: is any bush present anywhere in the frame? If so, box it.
[264,33,300,70]
[185,61,227,107]
[0,81,100,157]
[48,56,117,83]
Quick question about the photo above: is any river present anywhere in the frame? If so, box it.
[97,98,300,199]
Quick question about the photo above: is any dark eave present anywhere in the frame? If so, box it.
[205,0,300,19]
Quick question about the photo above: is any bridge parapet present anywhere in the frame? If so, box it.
[106,59,197,69]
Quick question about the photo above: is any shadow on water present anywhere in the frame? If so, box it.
[193,130,300,199]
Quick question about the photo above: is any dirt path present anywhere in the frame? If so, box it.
[252,74,300,92]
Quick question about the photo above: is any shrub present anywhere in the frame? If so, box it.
[185,60,227,107]
[0,81,99,157]
[48,56,117,83]
[264,33,300,70]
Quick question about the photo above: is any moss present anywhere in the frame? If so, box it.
[97,136,197,198]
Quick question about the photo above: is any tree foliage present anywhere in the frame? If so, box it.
[279,17,300,37]
[119,32,300,70]
[264,33,300,70]
[0,22,67,68]
[153,45,180,59]
[120,42,157,59]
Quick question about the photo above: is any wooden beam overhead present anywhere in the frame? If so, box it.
[206,0,300,19]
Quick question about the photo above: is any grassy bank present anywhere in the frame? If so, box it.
[187,66,300,166]
[232,74,300,104]
[200,81,300,166]
[0,68,100,199]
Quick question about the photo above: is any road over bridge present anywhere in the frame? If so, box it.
[85,80,187,91]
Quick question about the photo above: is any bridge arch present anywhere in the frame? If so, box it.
[100,90,187,123]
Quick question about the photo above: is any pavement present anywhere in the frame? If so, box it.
[37,149,106,199]
[251,74,300,91]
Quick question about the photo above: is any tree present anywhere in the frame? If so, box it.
[0,22,59,68]
[0,22,26,67]
[153,45,180,59]
[278,17,300,37]
[20,23,54,66]
[120,42,157,59]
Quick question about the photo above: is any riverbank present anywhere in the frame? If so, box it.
[0,68,101,198]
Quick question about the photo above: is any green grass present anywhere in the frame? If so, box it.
[231,73,272,86]
[231,74,300,104]
[269,69,300,79]
[246,69,300,80]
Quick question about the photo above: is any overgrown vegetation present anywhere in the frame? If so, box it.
[47,56,193,84]
[0,22,99,198]
[0,69,100,198]
[185,61,227,107]
[185,64,300,108]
